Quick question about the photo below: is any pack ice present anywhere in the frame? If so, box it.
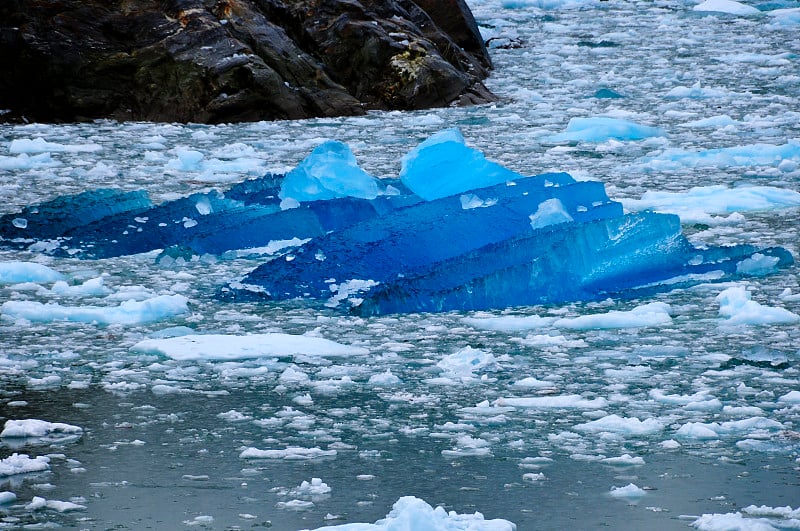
[1,129,793,315]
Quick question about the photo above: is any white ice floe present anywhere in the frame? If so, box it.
[600,454,645,466]
[463,302,672,331]
[693,0,761,16]
[573,415,664,436]
[639,142,800,171]
[131,333,368,361]
[778,391,800,404]
[494,395,607,409]
[1,419,83,446]
[621,185,800,224]
[304,495,516,531]
[239,447,338,460]
[691,508,800,530]
[0,453,50,477]
[716,286,800,326]
[676,417,784,440]
[553,302,672,329]
[291,478,332,498]
[9,137,102,154]
[436,346,497,379]
[609,483,646,500]
[1,294,189,325]
[547,117,664,143]
[0,262,64,284]
[25,496,87,512]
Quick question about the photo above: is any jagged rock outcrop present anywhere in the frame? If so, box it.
[0,0,494,123]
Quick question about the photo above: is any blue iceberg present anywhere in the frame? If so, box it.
[0,143,407,259]
[400,128,523,200]
[0,188,152,244]
[228,131,793,314]
[1,130,793,315]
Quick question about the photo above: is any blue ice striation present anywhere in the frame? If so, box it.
[0,130,793,314]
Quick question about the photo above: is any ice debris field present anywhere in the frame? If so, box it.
[2,0,800,529]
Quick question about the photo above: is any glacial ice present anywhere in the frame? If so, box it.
[547,117,665,143]
[279,140,380,202]
[693,0,761,16]
[303,496,516,531]
[1,131,795,315]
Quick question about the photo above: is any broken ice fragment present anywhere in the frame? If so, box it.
[279,140,380,202]
[400,128,524,200]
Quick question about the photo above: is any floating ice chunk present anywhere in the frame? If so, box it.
[1,419,83,446]
[609,483,646,500]
[183,515,214,526]
[494,395,608,409]
[510,377,557,390]
[553,302,672,330]
[368,370,402,386]
[291,478,332,497]
[574,414,664,436]
[305,496,516,530]
[767,7,800,26]
[649,389,714,405]
[778,390,800,404]
[1,294,189,325]
[437,347,497,378]
[716,286,800,325]
[547,117,665,143]
[50,277,111,297]
[601,454,645,466]
[239,446,337,460]
[165,148,204,171]
[529,198,573,229]
[676,417,784,440]
[0,492,16,504]
[691,512,786,530]
[9,137,102,154]
[0,262,64,284]
[279,141,379,202]
[522,472,546,482]
[621,185,800,224]
[400,128,523,200]
[680,115,740,128]
[675,422,720,440]
[693,0,761,15]
[639,142,800,171]
[736,253,781,276]
[743,506,800,519]
[442,435,493,457]
[0,453,50,477]
[131,333,368,361]
[0,152,60,170]
[41,498,87,512]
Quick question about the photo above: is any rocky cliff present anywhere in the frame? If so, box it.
[0,0,494,123]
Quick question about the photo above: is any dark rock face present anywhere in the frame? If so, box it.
[0,0,494,123]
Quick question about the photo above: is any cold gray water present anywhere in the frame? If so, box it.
[1,0,799,529]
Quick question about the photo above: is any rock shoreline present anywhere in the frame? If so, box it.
[0,0,495,123]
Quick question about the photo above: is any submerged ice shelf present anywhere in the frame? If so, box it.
[1,130,794,314]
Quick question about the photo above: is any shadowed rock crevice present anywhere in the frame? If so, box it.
[0,0,495,123]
